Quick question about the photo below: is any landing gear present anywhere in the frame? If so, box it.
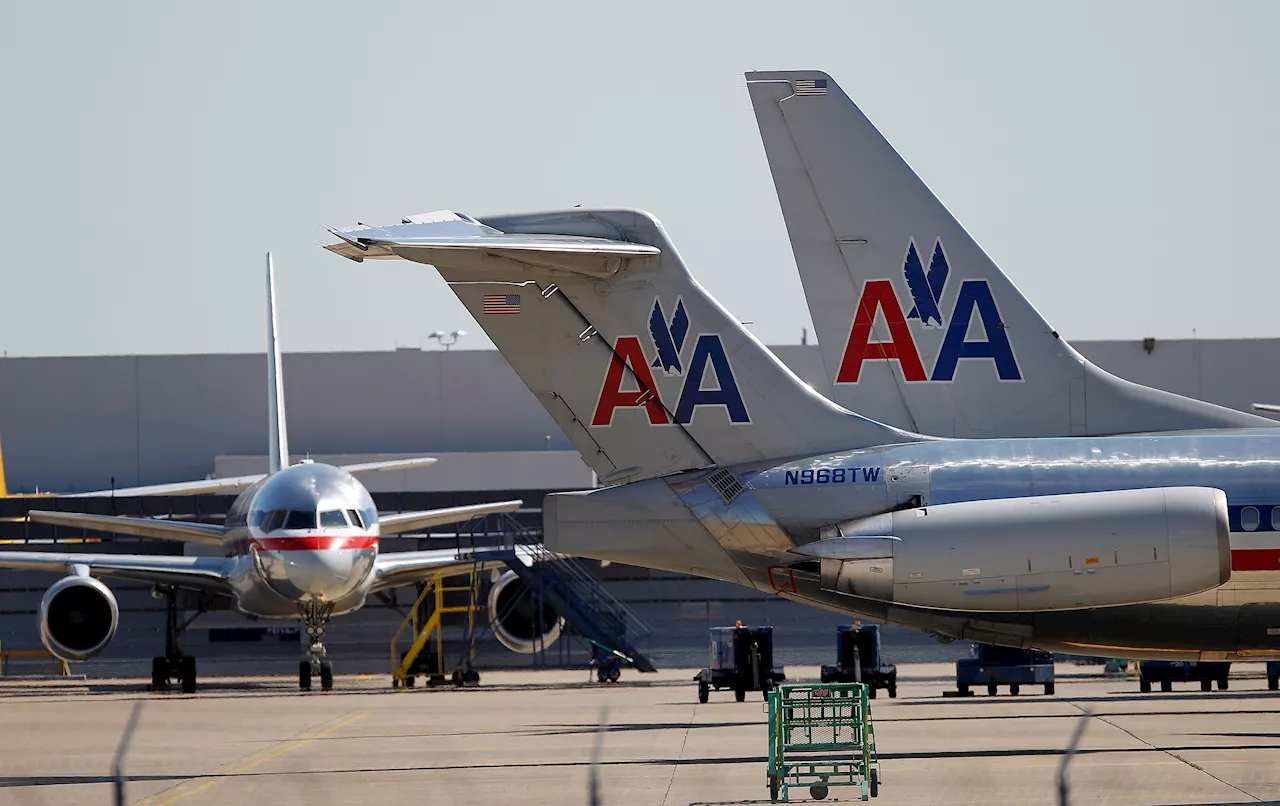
[149,585,205,694]
[299,600,335,692]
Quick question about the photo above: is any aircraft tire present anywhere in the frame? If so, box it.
[299,661,312,691]
[179,656,197,694]
[320,661,333,691]
[698,682,709,703]
[150,657,169,691]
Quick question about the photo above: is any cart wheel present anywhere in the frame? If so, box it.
[1161,680,1173,693]
[405,675,415,688]
[820,670,829,683]
[870,768,880,798]
[1044,682,1054,696]
[888,685,897,699]
[1218,677,1228,690]
[1200,679,1212,692]
[1009,683,1020,696]
[868,685,877,699]
[607,666,621,683]
[1139,679,1151,693]
[769,775,780,803]
[391,677,400,690]
[735,688,746,703]
[597,667,608,683]
[698,682,709,704]
[1269,675,1278,691]
[957,684,969,696]
[987,683,998,696]
[809,783,829,800]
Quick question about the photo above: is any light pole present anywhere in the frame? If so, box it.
[429,330,467,351]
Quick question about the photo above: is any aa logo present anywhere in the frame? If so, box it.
[836,239,1021,383]
[591,297,750,426]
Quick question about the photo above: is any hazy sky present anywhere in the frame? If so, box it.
[2,1,1276,357]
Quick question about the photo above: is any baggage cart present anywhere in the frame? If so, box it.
[1138,660,1230,692]
[954,643,1055,696]
[695,625,785,703]
[767,682,880,802]
[819,624,897,698]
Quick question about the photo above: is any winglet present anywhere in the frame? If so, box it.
[266,253,290,475]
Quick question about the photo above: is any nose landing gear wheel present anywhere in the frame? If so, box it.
[319,661,334,691]
[299,661,312,691]
[178,656,197,694]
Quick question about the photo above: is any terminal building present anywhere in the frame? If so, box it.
[1,337,1275,676]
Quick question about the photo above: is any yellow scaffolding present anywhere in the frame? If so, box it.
[390,568,481,688]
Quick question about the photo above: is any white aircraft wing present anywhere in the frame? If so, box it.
[65,457,440,499]
[0,551,233,593]
[371,544,537,593]
[24,512,226,545]
[378,500,524,536]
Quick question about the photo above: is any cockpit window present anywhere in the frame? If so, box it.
[283,510,317,530]
[319,510,349,528]
[262,510,287,532]
[347,509,364,529]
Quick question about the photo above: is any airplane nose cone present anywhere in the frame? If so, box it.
[254,547,376,602]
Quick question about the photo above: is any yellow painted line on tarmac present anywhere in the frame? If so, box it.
[133,710,368,806]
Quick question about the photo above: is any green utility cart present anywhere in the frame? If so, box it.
[766,682,881,802]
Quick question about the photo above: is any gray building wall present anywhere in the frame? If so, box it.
[1,338,1276,493]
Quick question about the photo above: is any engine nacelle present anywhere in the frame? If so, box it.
[487,570,564,654]
[39,576,119,661]
[798,487,1230,612]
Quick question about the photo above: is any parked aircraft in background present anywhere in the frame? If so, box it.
[0,255,524,692]
[746,70,1273,438]
[325,198,1280,661]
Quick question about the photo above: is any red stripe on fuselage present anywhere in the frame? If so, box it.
[1231,548,1280,572]
[250,536,379,551]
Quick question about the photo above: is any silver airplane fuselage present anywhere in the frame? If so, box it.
[217,462,381,618]
[550,431,1280,660]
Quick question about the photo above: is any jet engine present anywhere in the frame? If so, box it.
[39,575,119,661]
[796,487,1231,612]
[487,570,564,654]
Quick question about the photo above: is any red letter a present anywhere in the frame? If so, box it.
[835,280,928,383]
[591,336,671,426]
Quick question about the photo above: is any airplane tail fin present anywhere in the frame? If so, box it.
[746,70,1272,436]
[326,210,918,482]
[266,253,290,475]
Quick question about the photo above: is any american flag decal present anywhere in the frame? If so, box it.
[482,294,522,315]
[794,78,828,97]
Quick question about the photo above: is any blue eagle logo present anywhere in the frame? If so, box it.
[903,239,950,328]
[649,297,689,375]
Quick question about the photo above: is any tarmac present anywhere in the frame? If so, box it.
[0,662,1276,806]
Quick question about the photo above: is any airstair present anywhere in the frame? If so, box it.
[389,511,655,683]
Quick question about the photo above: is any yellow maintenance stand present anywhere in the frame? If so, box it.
[390,568,482,688]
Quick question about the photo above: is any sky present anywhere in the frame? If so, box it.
[1,1,1277,357]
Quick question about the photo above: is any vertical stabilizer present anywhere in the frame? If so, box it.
[746,70,1273,437]
[328,210,920,482]
[266,253,290,475]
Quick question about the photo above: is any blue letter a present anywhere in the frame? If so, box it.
[674,335,751,424]
[932,281,1021,381]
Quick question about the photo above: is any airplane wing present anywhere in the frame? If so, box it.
[325,215,659,278]
[370,544,537,593]
[25,512,226,545]
[378,500,524,536]
[0,551,233,593]
[65,457,440,499]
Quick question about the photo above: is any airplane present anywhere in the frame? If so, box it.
[324,206,1280,662]
[0,254,532,693]
[745,70,1275,439]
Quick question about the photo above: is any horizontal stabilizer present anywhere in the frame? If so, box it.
[26,511,226,545]
[377,499,523,536]
[325,218,658,278]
